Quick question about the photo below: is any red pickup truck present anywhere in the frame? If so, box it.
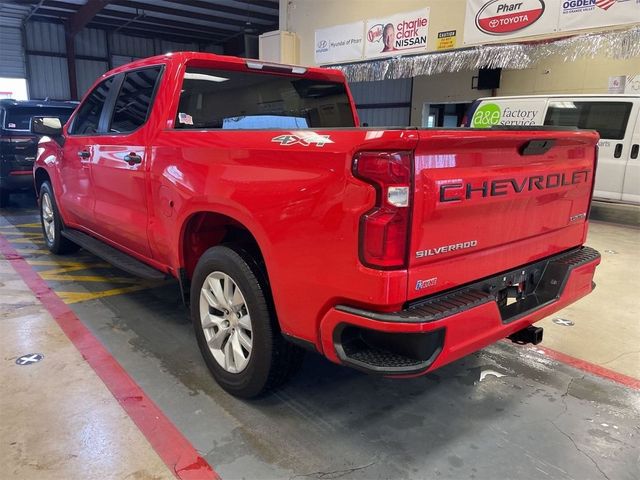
[32,52,600,398]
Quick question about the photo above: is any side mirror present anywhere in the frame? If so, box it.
[31,116,63,136]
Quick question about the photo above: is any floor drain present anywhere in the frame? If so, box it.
[552,318,574,327]
[15,353,44,365]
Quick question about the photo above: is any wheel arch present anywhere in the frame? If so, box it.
[179,210,270,284]
[33,167,51,196]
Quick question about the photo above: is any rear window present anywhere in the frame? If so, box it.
[3,107,75,131]
[175,67,355,129]
[544,101,632,140]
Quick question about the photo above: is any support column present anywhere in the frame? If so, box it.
[65,26,78,100]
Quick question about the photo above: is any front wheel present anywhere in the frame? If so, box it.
[191,246,304,398]
[39,181,79,254]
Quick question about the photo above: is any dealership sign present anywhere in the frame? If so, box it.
[465,0,639,45]
[364,9,430,59]
[559,0,640,32]
[471,99,547,128]
[314,21,364,65]
[475,0,546,34]
[465,0,558,44]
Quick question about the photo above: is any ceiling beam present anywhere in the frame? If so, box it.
[67,0,113,36]
[26,7,73,19]
[230,0,278,11]
[94,9,232,37]
[173,0,277,22]
[88,18,222,43]
[109,0,265,29]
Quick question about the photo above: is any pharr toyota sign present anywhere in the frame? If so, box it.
[465,0,638,45]
[475,0,546,35]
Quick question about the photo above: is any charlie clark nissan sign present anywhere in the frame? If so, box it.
[314,9,430,65]
[364,9,430,59]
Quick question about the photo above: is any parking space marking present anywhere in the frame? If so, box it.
[0,232,219,480]
[1,221,166,304]
[57,285,156,304]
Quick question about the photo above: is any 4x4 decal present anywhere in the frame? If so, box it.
[271,133,333,147]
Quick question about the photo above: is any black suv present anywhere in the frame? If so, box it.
[0,99,78,207]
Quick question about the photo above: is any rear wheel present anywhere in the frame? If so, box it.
[39,181,79,254]
[191,245,304,398]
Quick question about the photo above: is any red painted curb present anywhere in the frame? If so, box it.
[0,233,220,480]
[535,345,640,391]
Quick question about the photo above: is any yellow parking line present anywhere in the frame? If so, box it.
[0,223,41,229]
[15,249,54,255]
[57,285,155,304]
[8,238,45,244]
[41,274,140,284]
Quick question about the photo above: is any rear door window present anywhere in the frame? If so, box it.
[69,76,114,135]
[109,66,162,134]
[175,67,355,129]
[544,101,632,140]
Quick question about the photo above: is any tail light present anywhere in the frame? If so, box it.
[353,151,412,269]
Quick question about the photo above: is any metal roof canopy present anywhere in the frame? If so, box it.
[7,0,279,45]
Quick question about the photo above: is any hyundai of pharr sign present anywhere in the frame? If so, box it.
[475,0,546,35]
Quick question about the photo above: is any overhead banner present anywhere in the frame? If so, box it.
[464,0,639,45]
[314,21,364,65]
[365,9,430,59]
[464,0,559,44]
[559,0,640,32]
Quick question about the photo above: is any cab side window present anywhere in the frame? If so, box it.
[68,77,114,135]
[109,67,162,134]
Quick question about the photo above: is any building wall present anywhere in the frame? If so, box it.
[499,55,640,96]
[281,0,640,127]
[280,0,465,67]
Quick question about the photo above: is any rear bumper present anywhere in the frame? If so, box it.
[319,246,600,375]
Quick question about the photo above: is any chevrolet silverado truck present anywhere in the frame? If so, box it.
[32,52,601,398]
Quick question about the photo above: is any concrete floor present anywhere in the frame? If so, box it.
[1,193,639,480]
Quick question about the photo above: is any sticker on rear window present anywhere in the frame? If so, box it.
[7,123,16,128]
[178,112,193,125]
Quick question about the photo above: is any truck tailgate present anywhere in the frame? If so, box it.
[408,129,598,301]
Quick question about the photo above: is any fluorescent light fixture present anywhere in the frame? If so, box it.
[184,72,228,82]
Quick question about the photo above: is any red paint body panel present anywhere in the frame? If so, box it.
[34,52,600,374]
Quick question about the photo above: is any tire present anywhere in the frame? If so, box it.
[191,245,304,398]
[39,181,79,254]
[0,187,9,208]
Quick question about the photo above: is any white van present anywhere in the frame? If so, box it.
[464,95,640,204]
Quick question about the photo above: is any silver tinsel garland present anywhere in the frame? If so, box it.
[334,26,640,82]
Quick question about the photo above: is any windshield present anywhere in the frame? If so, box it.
[175,67,355,129]
[3,107,75,131]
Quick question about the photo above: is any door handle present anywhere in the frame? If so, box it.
[631,144,639,160]
[614,143,623,159]
[78,150,90,159]
[124,153,142,165]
